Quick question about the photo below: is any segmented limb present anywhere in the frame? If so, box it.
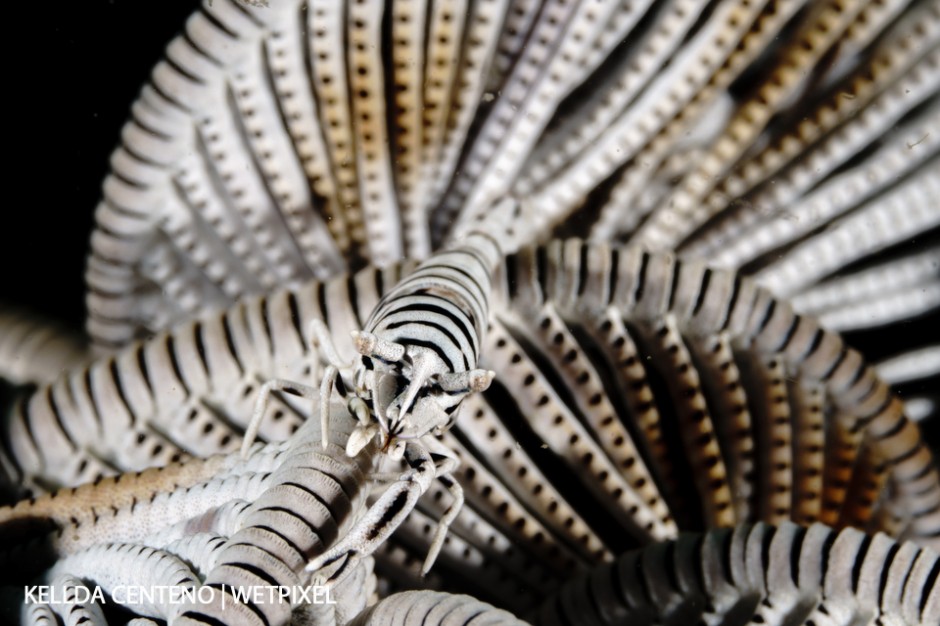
[240,308,350,457]
[420,436,464,576]
[310,317,368,450]
[309,318,350,369]
[307,437,463,579]
[244,317,378,454]
[242,318,367,457]
[242,378,319,457]
[22,604,58,626]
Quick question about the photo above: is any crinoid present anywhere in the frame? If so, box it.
[533,522,939,625]
[2,1,939,625]
[3,242,938,623]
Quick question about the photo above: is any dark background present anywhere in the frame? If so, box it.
[4,2,196,329]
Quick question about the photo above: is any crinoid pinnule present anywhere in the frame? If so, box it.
[75,0,938,363]
[532,522,939,626]
[0,1,938,625]
[2,243,937,620]
[2,400,380,624]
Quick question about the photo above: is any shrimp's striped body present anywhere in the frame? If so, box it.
[245,213,509,580]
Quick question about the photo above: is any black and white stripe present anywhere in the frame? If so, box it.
[532,522,939,626]
[361,229,502,380]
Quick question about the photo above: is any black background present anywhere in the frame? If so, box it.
[4,2,196,330]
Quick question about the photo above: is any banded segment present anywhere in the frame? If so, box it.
[533,523,940,626]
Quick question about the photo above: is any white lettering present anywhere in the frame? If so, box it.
[70,586,86,604]
[312,585,336,605]
[112,585,126,604]
[22,585,111,605]
[294,585,312,604]
[229,583,251,605]
[196,585,215,605]
[90,586,105,605]
[178,585,197,604]
[23,586,38,604]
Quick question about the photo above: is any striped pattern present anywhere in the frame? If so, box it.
[487,240,940,546]
[30,574,107,626]
[78,0,938,376]
[173,412,377,626]
[4,402,379,624]
[4,241,938,622]
[364,232,500,372]
[1,262,416,494]
[533,522,940,626]
[383,240,940,609]
[348,228,502,444]
[1,1,938,622]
